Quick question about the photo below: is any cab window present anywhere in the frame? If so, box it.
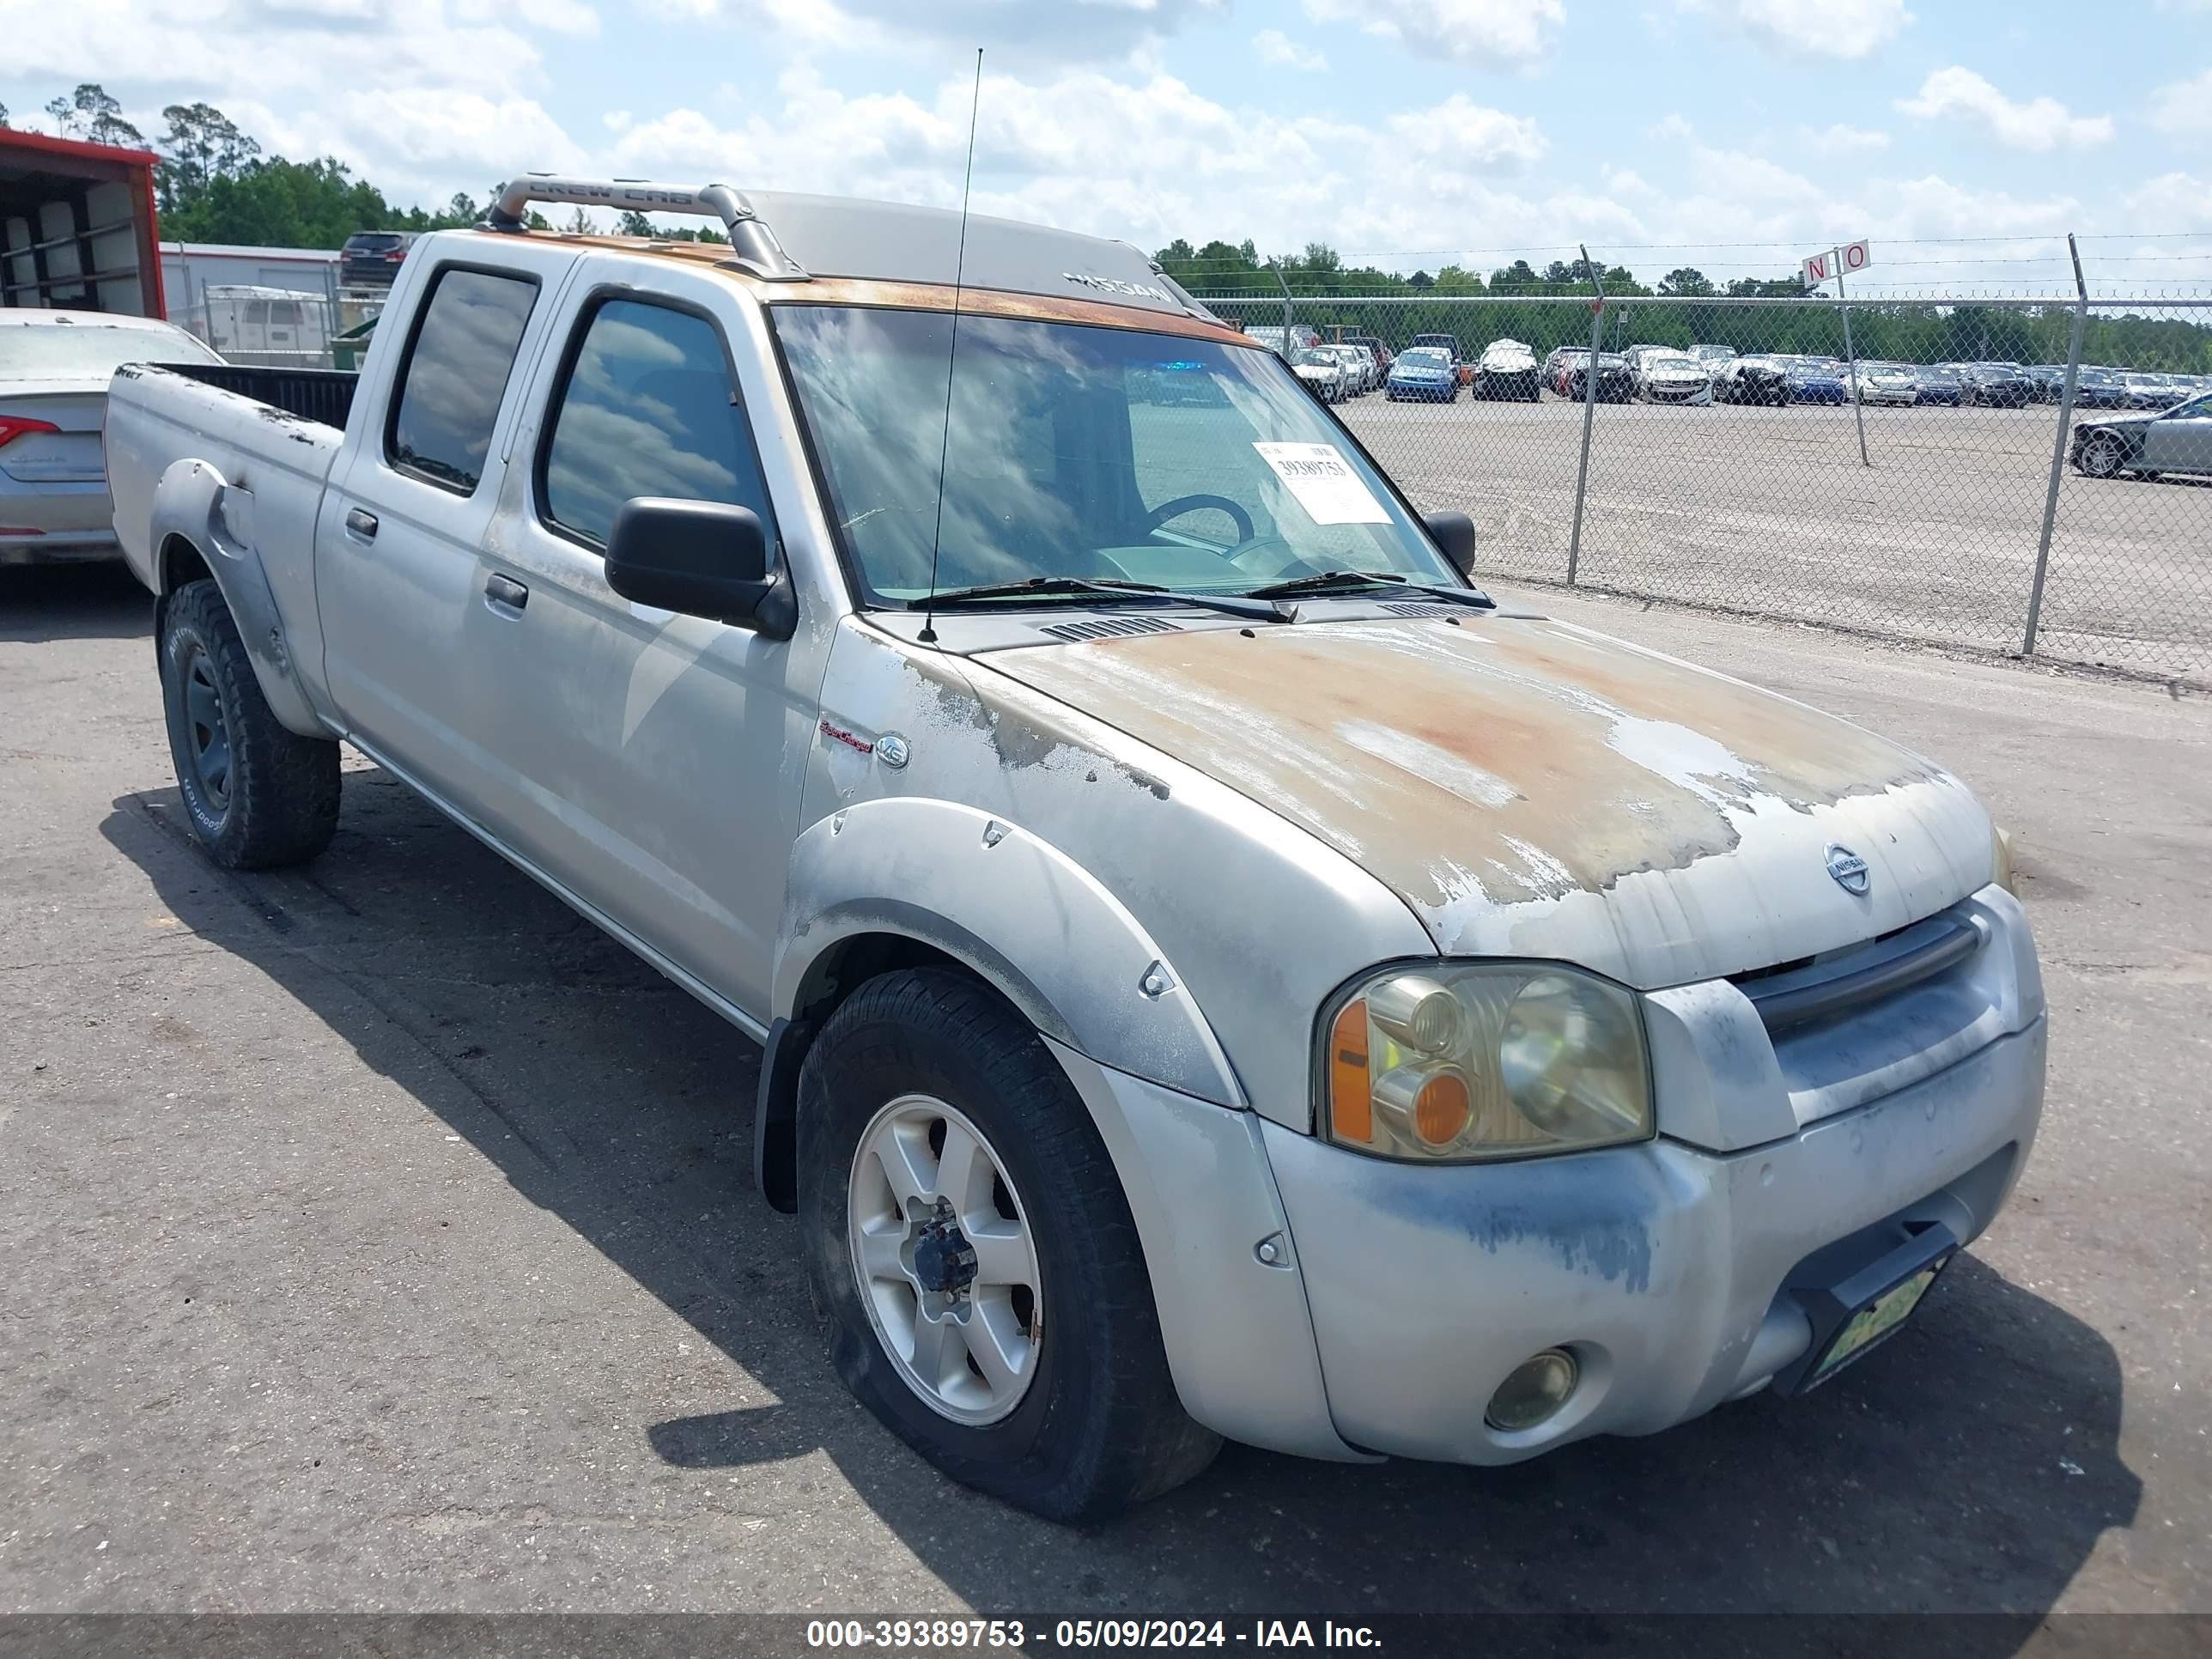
[538,297,777,550]
[386,266,538,495]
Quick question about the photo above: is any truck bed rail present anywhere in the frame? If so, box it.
[159,361,359,431]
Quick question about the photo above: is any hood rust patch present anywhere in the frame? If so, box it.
[980,617,1942,910]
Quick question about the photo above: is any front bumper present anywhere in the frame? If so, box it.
[1265,1015,2044,1463]
[1063,885,2048,1468]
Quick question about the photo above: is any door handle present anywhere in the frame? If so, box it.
[484,572,530,612]
[343,507,378,540]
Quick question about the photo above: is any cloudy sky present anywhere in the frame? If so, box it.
[3,0,2209,292]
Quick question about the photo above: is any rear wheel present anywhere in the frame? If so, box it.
[798,969,1219,1521]
[159,579,340,869]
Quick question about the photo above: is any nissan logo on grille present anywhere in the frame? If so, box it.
[1826,844,1871,896]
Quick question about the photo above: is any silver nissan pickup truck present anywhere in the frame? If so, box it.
[106,175,2047,1521]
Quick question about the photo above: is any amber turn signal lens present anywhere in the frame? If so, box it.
[1413,1070,1472,1147]
[1328,998,1371,1144]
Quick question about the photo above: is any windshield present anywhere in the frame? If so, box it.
[1920,366,1959,380]
[0,321,222,380]
[2167,392,2212,419]
[1292,348,1335,368]
[773,307,1459,605]
[1399,349,1447,367]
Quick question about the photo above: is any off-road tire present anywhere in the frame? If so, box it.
[160,578,340,869]
[798,968,1221,1521]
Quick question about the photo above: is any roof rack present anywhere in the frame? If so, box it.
[481,174,809,283]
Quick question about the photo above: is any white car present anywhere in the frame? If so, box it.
[0,309,225,566]
[1471,338,1540,402]
[1324,343,1374,395]
[1635,350,1714,406]
[1291,346,1348,403]
[1847,363,1920,407]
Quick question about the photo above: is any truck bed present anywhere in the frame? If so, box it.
[158,361,359,430]
[104,360,352,685]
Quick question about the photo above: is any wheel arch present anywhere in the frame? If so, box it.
[147,459,322,737]
[755,796,1246,1212]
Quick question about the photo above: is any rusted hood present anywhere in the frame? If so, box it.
[976,614,1996,988]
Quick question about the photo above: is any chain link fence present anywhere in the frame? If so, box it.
[171,285,388,370]
[1195,286,2212,684]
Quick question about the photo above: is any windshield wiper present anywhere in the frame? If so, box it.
[1242,570,1495,609]
[909,575,1294,623]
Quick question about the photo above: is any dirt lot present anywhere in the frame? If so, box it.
[1339,394,2212,684]
[2,563,2208,1627]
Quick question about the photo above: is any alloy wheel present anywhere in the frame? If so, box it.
[848,1094,1042,1425]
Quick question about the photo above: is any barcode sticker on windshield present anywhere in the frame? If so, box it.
[1251,442,1390,526]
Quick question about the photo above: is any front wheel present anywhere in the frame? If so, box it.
[160,579,340,869]
[798,969,1220,1521]
[2076,434,2127,478]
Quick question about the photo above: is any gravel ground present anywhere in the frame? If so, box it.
[1,563,2207,1626]
[1336,393,2212,684]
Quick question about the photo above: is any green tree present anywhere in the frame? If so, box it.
[617,209,657,236]
[1659,266,1714,296]
[46,84,143,147]
[157,102,261,216]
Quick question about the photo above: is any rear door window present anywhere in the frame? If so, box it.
[538,297,776,550]
[386,266,538,495]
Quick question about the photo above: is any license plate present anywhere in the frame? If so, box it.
[1804,1252,1952,1389]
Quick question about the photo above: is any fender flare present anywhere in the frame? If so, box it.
[758,796,1247,1203]
[149,457,323,737]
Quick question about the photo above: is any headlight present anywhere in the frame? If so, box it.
[1322,963,1653,1162]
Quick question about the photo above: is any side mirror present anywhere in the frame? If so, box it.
[605,497,795,640]
[1425,509,1480,580]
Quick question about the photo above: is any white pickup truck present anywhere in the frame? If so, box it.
[106,176,2047,1521]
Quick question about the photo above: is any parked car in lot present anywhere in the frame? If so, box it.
[2071,388,2212,478]
[2023,365,2068,404]
[1634,349,1714,405]
[1960,363,2033,408]
[106,174,2049,1522]
[2071,368,2128,409]
[1846,362,1919,406]
[1242,325,1321,360]
[1469,337,1540,401]
[1386,345,1459,401]
[1688,343,1737,376]
[2121,372,2189,410]
[1782,358,1848,405]
[1291,345,1351,403]
[1911,364,1964,406]
[1713,354,1791,406]
[1407,332,1462,380]
[338,230,417,288]
[1547,349,1633,402]
[0,309,226,567]
[1346,333,1390,377]
[1325,343,1376,395]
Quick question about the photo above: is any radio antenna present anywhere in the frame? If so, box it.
[919,47,983,647]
